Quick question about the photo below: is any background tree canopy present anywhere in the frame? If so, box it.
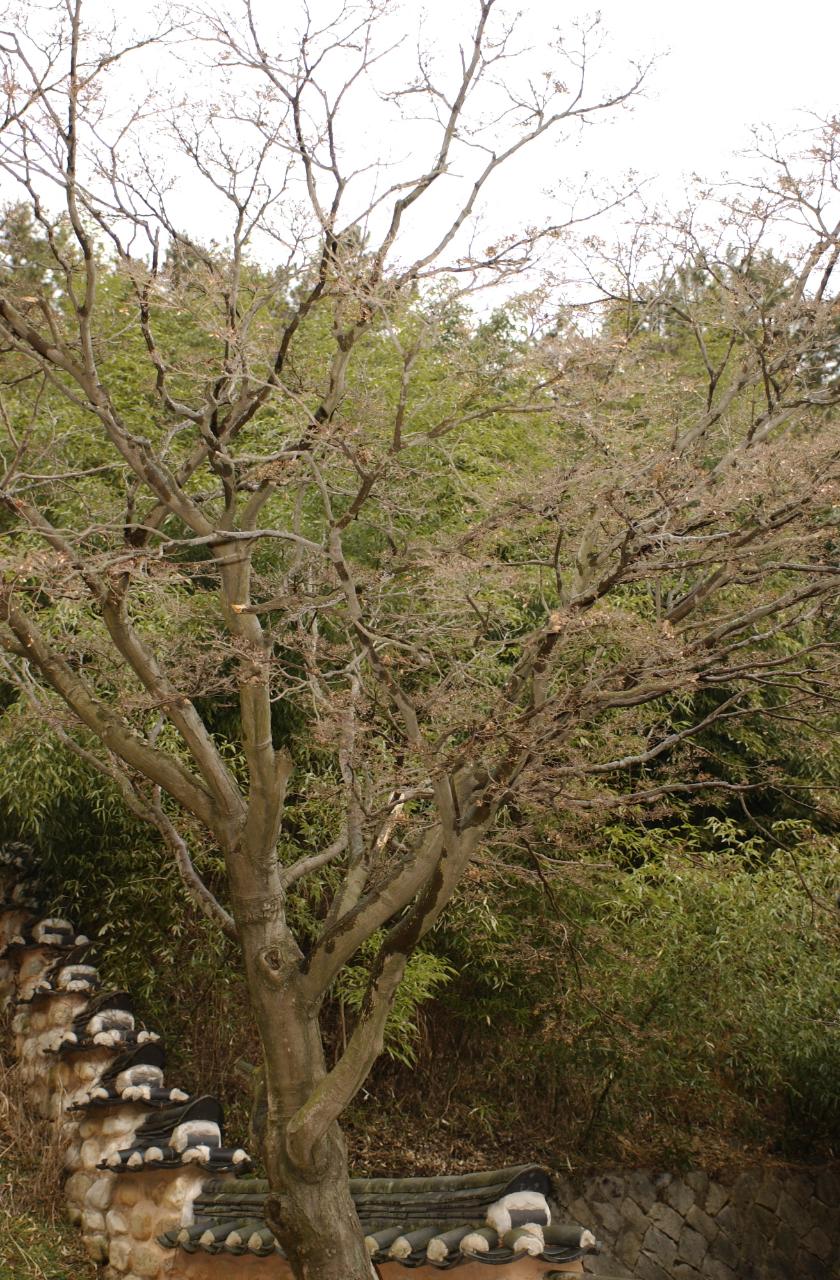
[0,4,838,1273]
[1,203,837,1173]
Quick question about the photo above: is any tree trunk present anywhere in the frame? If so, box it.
[265,1122,374,1280]
[232,878,373,1280]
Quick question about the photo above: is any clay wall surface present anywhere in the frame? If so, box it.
[171,1257,583,1280]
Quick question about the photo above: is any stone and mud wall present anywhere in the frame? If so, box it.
[2,962,208,1277]
[2,847,838,1279]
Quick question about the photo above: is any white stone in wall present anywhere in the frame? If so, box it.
[106,1208,129,1235]
[64,1140,82,1170]
[82,1209,106,1234]
[85,1172,116,1212]
[65,1170,94,1205]
[102,1112,144,1137]
[107,1235,133,1272]
[160,1168,207,1213]
[81,1138,104,1170]
[129,1241,167,1277]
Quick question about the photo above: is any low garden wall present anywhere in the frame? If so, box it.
[2,845,838,1279]
[556,1163,839,1278]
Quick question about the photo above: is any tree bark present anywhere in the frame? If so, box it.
[232,858,374,1280]
[265,1124,373,1280]
[258,981,374,1280]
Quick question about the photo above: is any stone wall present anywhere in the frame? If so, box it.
[0,905,215,1278]
[2,847,838,1280]
[554,1166,839,1280]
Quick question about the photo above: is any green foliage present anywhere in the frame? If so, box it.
[589,820,840,1145]
[1,203,838,1169]
[430,815,840,1160]
[334,943,455,1067]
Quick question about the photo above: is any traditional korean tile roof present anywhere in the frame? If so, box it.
[38,990,161,1052]
[71,1043,191,1109]
[2,852,257,1183]
[16,960,102,1001]
[0,843,39,912]
[159,1166,598,1268]
[99,1095,252,1174]
[0,881,39,911]
[0,841,35,876]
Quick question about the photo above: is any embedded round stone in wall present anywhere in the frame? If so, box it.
[65,1171,93,1205]
[160,1169,205,1209]
[81,1209,106,1235]
[130,1241,168,1277]
[85,1173,115,1212]
[102,1113,142,1137]
[106,1208,129,1235]
[84,1233,109,1263]
[108,1235,133,1272]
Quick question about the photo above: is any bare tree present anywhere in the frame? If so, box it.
[0,2,838,1275]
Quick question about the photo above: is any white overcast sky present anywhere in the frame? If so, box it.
[571,0,838,186]
[12,0,840,286]
[204,0,838,253]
